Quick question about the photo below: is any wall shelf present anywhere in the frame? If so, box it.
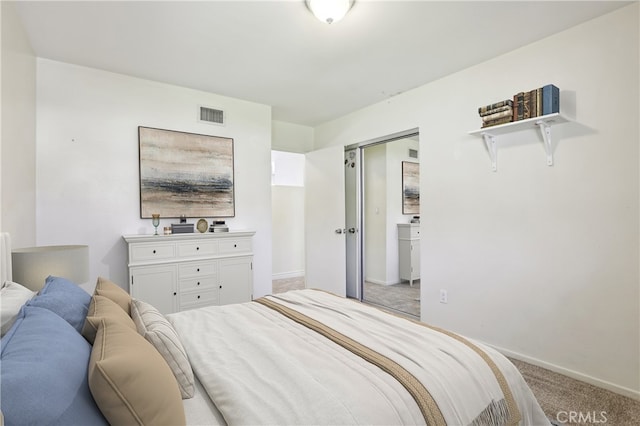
[468,113,569,171]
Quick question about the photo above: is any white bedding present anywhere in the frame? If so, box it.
[183,375,226,426]
[170,289,549,425]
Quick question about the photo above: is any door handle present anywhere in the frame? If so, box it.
[335,228,345,234]
[348,228,356,234]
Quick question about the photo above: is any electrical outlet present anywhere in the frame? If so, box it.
[439,289,448,304]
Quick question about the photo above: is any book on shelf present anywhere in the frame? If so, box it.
[482,108,513,122]
[542,84,559,115]
[478,84,559,128]
[482,116,513,128]
[534,87,542,117]
[478,99,513,115]
[523,91,532,119]
[513,92,524,121]
[478,104,512,117]
[525,88,543,119]
[514,86,555,121]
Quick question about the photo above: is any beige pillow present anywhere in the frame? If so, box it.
[1,281,35,336]
[88,318,186,426]
[94,277,131,315]
[82,295,136,344]
[131,298,195,399]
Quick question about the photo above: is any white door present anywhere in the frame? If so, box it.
[305,146,346,296]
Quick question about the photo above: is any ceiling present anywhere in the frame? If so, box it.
[14,0,631,126]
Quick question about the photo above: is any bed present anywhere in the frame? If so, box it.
[0,232,550,425]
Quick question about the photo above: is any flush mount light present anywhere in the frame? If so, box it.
[306,0,355,24]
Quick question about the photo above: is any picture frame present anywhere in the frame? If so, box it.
[402,161,419,215]
[138,126,235,218]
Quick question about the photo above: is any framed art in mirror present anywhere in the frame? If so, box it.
[402,161,419,215]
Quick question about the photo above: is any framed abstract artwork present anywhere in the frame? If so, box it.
[402,161,419,215]
[138,126,235,218]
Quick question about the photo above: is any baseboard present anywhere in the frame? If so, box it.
[493,345,640,401]
[272,270,304,280]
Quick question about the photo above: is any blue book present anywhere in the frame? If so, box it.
[542,84,560,115]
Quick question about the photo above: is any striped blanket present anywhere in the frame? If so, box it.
[168,289,549,425]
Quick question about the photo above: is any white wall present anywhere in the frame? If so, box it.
[272,120,314,153]
[314,5,639,398]
[35,59,273,298]
[271,150,305,279]
[1,1,36,247]
[271,186,305,279]
[271,150,304,186]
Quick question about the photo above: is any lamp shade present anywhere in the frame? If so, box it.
[306,0,354,24]
[11,245,89,292]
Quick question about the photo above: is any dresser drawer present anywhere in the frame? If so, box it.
[130,243,176,262]
[180,299,216,312]
[177,241,218,258]
[219,238,252,254]
[179,289,217,307]
[179,276,217,291]
[178,262,217,278]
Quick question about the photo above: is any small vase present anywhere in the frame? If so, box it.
[152,214,160,235]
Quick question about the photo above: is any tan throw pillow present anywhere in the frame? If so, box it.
[130,298,195,399]
[94,277,131,315]
[88,318,186,426]
[81,295,136,344]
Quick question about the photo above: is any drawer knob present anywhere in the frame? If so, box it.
[153,250,156,254]
[219,285,222,289]
[197,295,201,299]
[173,292,177,296]
[196,247,200,251]
[197,282,200,286]
[234,244,237,248]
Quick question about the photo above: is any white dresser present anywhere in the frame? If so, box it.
[398,224,420,286]
[123,231,254,314]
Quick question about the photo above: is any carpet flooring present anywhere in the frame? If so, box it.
[509,358,640,425]
[363,280,420,318]
[272,277,640,425]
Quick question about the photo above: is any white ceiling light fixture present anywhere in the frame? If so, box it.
[306,0,355,24]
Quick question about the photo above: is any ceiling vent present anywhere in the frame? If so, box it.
[199,106,225,125]
[409,149,418,159]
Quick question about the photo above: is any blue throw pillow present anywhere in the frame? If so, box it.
[27,275,91,332]
[0,306,107,425]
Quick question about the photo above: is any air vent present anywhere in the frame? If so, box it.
[199,106,225,125]
[409,149,418,159]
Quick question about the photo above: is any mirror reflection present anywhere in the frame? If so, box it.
[361,136,420,317]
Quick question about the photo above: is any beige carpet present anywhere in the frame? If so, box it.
[510,358,640,425]
[272,278,639,424]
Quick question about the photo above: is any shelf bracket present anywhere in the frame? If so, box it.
[536,120,553,166]
[482,133,498,172]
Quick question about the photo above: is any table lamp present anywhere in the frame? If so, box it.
[11,245,89,292]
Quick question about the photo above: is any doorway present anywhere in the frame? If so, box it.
[346,130,420,318]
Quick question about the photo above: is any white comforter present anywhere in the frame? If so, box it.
[168,289,549,425]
